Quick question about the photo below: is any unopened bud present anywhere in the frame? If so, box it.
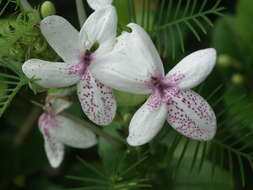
[41,1,56,18]
[231,73,245,85]
[217,55,231,68]
[123,113,132,124]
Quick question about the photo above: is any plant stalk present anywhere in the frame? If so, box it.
[75,0,87,28]
[20,0,33,11]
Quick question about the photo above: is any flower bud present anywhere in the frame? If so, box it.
[231,73,245,85]
[41,1,56,18]
[217,55,232,68]
[123,113,132,125]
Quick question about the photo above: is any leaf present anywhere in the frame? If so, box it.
[212,15,247,61]
[236,0,253,50]
[113,90,147,107]
[152,0,225,58]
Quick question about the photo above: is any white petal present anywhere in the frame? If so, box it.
[87,0,113,10]
[49,115,97,148]
[90,23,164,94]
[22,59,80,88]
[39,113,64,168]
[127,95,168,146]
[80,6,117,55]
[43,134,64,168]
[77,70,116,126]
[166,89,216,141]
[166,48,217,89]
[40,15,81,63]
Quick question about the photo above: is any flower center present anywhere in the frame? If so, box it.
[149,73,184,99]
[68,42,100,78]
[150,76,175,97]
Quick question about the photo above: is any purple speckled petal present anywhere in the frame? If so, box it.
[166,48,217,89]
[77,70,116,126]
[38,113,64,168]
[87,0,112,10]
[127,95,168,146]
[22,59,81,88]
[166,89,216,141]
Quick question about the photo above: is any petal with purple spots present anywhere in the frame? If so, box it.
[127,95,168,146]
[166,89,216,141]
[77,70,116,126]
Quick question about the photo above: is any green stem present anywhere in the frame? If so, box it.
[20,0,33,11]
[75,0,87,28]
[62,112,125,148]
[0,81,26,117]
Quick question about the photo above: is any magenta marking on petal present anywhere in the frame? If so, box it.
[167,90,215,140]
[68,50,94,78]
[148,73,185,103]
[38,110,56,138]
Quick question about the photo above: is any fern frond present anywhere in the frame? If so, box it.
[0,58,30,117]
[68,153,151,190]
[0,10,40,58]
[151,0,225,58]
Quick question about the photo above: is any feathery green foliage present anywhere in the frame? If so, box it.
[67,154,151,190]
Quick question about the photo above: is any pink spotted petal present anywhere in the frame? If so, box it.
[77,70,116,126]
[166,89,216,141]
[38,113,64,168]
[127,95,168,146]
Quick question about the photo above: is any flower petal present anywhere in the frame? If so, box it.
[22,59,80,88]
[166,48,217,89]
[79,6,117,55]
[77,70,116,126]
[90,23,164,94]
[43,134,64,168]
[39,113,64,168]
[166,89,216,141]
[127,95,168,146]
[50,115,97,148]
[40,15,81,63]
[87,0,113,10]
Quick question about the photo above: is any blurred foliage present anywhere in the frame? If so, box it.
[1,0,253,190]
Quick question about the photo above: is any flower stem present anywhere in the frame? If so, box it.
[75,0,87,28]
[20,0,33,11]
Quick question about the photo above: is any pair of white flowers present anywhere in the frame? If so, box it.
[22,0,217,167]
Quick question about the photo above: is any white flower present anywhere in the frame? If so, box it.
[39,98,97,168]
[91,24,217,146]
[87,0,113,10]
[22,4,118,126]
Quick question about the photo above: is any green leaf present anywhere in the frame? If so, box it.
[212,15,247,61]
[236,0,253,50]
[113,90,147,107]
